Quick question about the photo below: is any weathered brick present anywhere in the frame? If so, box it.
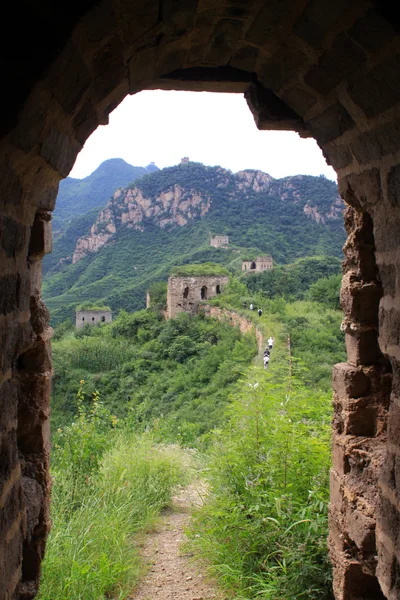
[338,168,382,211]
[204,18,243,66]
[293,0,348,48]
[28,214,52,259]
[348,56,400,119]
[0,217,26,258]
[306,102,354,144]
[304,33,366,95]
[348,9,396,53]
[245,0,293,44]
[0,275,19,315]
[333,363,370,398]
[41,127,80,177]
[345,330,380,366]
[351,120,400,165]
[47,40,91,114]
[387,164,400,209]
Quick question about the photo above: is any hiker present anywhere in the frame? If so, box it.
[268,336,274,349]
[243,301,247,309]
[249,303,254,310]
[263,355,270,370]
[264,348,270,357]
[258,308,263,317]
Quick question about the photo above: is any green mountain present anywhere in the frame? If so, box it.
[43,161,344,325]
[51,158,159,234]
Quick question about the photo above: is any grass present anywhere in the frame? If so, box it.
[37,434,192,600]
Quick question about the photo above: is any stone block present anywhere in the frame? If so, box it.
[343,400,377,437]
[29,261,42,297]
[345,330,380,366]
[332,363,370,398]
[293,0,347,48]
[28,215,52,259]
[387,164,400,209]
[332,434,350,475]
[245,0,293,44]
[346,507,376,552]
[280,86,317,116]
[348,56,400,119]
[47,40,91,114]
[0,162,22,207]
[40,126,80,178]
[338,168,382,211]
[244,83,306,134]
[0,274,20,315]
[204,18,243,66]
[306,102,355,145]
[351,119,400,165]
[321,142,353,170]
[17,341,52,376]
[387,402,400,450]
[348,9,396,53]
[341,280,382,325]
[0,216,27,259]
[230,45,259,72]
[92,36,126,101]
[72,102,100,146]
[304,33,365,95]
[330,469,343,511]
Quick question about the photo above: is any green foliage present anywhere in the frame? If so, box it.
[307,274,341,309]
[170,262,230,277]
[147,281,167,308]
[76,301,112,311]
[38,385,188,600]
[188,368,333,600]
[51,309,257,435]
[245,256,341,301]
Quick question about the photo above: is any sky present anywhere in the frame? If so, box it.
[69,90,337,181]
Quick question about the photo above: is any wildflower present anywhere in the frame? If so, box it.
[111,415,118,427]
[80,379,85,385]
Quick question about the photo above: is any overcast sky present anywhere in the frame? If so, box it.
[69,90,337,181]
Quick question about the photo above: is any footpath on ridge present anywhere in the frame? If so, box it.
[129,482,227,600]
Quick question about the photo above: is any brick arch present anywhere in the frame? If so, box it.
[0,2,399,598]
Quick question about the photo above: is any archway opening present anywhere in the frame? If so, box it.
[200,286,208,300]
[183,286,189,299]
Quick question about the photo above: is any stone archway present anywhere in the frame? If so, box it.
[0,3,399,599]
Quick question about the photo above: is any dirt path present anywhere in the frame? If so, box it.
[129,482,227,600]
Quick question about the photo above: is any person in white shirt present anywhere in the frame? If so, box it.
[263,355,270,369]
[268,336,274,349]
[249,303,254,310]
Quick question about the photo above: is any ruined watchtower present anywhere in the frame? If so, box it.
[76,308,112,328]
[242,255,273,273]
[166,265,229,319]
[210,235,229,248]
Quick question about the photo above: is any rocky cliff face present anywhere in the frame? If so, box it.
[72,163,343,264]
[72,184,211,263]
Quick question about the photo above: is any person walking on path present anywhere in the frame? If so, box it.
[250,303,254,310]
[263,354,270,370]
[268,336,274,349]
[243,301,247,309]
[258,308,263,317]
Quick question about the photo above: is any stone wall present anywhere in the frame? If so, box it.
[0,2,399,598]
[210,235,229,248]
[75,310,112,328]
[201,305,263,352]
[242,256,273,272]
[166,276,229,319]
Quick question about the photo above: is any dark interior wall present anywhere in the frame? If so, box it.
[0,2,399,599]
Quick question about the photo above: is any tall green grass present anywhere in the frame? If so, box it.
[188,367,333,600]
[38,387,189,600]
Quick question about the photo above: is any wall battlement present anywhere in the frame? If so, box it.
[166,275,229,319]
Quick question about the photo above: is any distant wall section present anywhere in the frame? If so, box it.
[76,310,112,328]
[210,235,229,248]
[167,275,229,319]
[242,256,273,272]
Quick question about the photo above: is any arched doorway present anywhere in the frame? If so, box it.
[250,262,256,270]
[201,286,208,300]
[0,3,398,598]
[183,286,189,299]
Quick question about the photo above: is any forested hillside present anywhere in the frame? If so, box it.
[44,161,343,325]
[41,268,344,600]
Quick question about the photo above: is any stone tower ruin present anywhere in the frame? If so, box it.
[0,2,400,599]
[167,275,229,319]
[242,256,273,272]
[210,235,229,248]
[75,308,112,328]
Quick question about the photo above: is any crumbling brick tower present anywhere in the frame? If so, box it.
[0,2,399,598]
